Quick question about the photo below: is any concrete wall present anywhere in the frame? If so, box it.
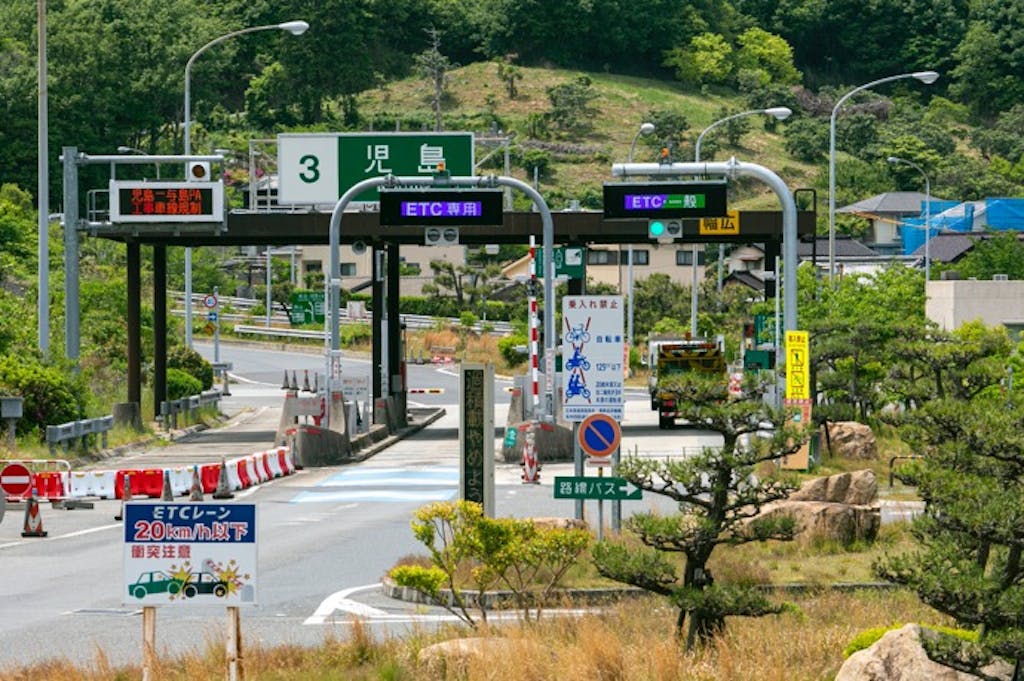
[926,279,1024,331]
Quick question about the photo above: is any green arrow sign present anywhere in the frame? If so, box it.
[553,476,642,501]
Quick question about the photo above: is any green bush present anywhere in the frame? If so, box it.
[168,345,213,390]
[843,624,979,658]
[498,334,528,367]
[0,355,85,439]
[166,368,203,401]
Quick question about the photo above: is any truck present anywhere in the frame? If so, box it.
[646,334,727,429]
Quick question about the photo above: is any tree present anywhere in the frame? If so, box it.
[732,27,801,86]
[951,5,1024,118]
[545,75,599,137]
[663,32,733,87]
[632,273,689,338]
[415,27,458,132]
[877,385,1024,674]
[592,373,807,649]
[954,233,1024,282]
[782,116,829,162]
[494,54,523,99]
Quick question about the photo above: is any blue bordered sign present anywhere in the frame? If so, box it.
[577,412,621,459]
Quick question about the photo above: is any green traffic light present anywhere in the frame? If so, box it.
[649,220,666,237]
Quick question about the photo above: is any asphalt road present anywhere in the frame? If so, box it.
[0,343,719,670]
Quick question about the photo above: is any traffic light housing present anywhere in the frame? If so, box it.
[648,219,681,240]
[425,226,459,246]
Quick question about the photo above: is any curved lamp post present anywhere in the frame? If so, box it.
[694,106,792,163]
[692,107,792,333]
[626,122,655,351]
[828,71,939,282]
[887,156,931,283]
[182,20,309,347]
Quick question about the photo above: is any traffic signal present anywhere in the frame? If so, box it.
[425,226,459,246]
[648,219,681,240]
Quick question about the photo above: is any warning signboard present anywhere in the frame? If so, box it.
[785,330,810,400]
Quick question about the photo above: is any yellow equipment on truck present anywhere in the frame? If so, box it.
[647,334,727,429]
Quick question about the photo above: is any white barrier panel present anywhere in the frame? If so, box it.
[226,459,243,491]
[266,450,283,478]
[69,470,117,499]
[169,467,192,496]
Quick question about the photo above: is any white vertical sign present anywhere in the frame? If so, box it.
[561,295,625,422]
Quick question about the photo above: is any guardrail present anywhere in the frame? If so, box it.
[159,390,223,430]
[46,415,115,456]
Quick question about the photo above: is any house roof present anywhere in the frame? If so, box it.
[723,271,765,292]
[837,191,931,215]
[909,232,974,263]
[797,236,880,258]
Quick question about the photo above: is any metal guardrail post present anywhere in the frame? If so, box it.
[888,454,924,488]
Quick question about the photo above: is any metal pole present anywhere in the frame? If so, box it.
[213,286,220,364]
[62,147,79,361]
[265,249,271,327]
[829,72,939,281]
[690,244,699,336]
[37,0,49,355]
[613,159,799,333]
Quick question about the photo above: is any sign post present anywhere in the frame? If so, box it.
[782,330,813,471]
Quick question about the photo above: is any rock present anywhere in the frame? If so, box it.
[836,624,1014,681]
[418,637,548,676]
[790,470,878,506]
[528,517,588,531]
[759,500,879,544]
[824,421,878,460]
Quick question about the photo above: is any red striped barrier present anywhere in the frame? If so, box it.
[200,463,220,494]
[235,459,252,489]
[259,453,273,481]
[266,450,283,478]
[32,471,67,501]
[278,447,295,475]
[138,468,165,498]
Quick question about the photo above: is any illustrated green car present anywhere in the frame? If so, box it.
[129,571,185,599]
[182,571,229,598]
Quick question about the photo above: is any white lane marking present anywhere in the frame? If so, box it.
[305,583,389,625]
[0,522,121,550]
[305,583,601,626]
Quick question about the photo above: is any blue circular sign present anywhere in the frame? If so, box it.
[578,413,621,458]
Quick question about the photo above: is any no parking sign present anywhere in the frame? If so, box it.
[577,413,621,466]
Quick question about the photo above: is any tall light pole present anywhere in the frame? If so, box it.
[38,0,48,354]
[182,19,309,347]
[626,122,655,351]
[828,71,939,281]
[693,107,792,335]
[888,156,931,283]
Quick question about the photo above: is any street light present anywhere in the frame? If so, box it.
[182,19,309,347]
[887,156,932,283]
[692,107,792,335]
[626,122,655,352]
[828,71,939,281]
[117,146,161,179]
[694,106,792,163]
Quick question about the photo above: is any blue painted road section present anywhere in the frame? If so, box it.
[290,467,458,504]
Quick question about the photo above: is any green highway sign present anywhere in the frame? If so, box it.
[277,132,475,205]
[533,246,585,279]
[553,476,642,501]
[289,291,325,325]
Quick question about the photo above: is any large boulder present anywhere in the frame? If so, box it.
[790,470,878,506]
[761,500,879,544]
[836,624,1014,681]
[418,637,550,676]
[824,421,878,460]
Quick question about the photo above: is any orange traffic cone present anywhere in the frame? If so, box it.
[21,488,47,538]
[161,470,174,501]
[115,473,132,521]
[189,466,204,502]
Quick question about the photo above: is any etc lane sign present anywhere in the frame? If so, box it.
[562,296,625,422]
[123,502,257,606]
[276,132,474,205]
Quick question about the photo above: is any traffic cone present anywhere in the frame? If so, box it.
[21,488,47,538]
[290,371,299,391]
[161,470,174,501]
[189,466,204,502]
[312,372,319,393]
[115,473,132,521]
[212,458,234,500]
[281,371,290,390]
[303,370,311,392]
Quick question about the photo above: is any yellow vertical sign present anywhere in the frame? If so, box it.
[785,330,810,400]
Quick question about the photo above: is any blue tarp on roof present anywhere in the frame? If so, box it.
[986,199,1024,230]
[901,201,973,254]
